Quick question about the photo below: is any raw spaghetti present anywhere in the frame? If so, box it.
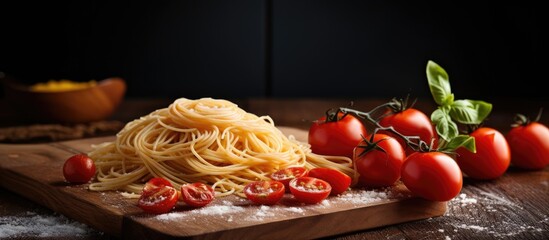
[88,97,356,198]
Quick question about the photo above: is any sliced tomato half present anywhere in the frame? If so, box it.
[289,177,332,204]
[270,167,309,192]
[244,180,285,205]
[138,185,179,214]
[143,177,173,193]
[180,182,215,208]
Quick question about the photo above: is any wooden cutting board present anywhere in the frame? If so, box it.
[0,127,447,239]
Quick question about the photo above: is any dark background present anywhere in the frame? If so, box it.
[0,1,546,101]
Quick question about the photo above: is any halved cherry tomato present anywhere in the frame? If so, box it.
[270,167,309,192]
[63,153,96,184]
[244,180,285,205]
[138,183,178,214]
[289,177,332,204]
[308,168,351,195]
[181,182,215,208]
[143,177,173,193]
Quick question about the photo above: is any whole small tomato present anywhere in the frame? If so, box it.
[63,153,96,184]
[354,133,405,188]
[401,152,462,202]
[309,110,367,159]
[506,113,549,170]
[455,127,510,180]
[378,98,438,155]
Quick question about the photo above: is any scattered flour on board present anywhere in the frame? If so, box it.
[0,211,99,238]
[335,188,392,205]
[156,201,245,221]
[155,188,397,222]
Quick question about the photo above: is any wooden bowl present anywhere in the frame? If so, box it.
[2,77,126,124]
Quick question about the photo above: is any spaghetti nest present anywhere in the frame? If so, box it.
[88,97,355,197]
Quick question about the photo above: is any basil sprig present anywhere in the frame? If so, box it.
[426,60,492,153]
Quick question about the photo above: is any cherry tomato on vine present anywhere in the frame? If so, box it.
[506,119,549,170]
[308,111,367,159]
[270,167,309,192]
[354,133,405,188]
[378,107,438,156]
[401,152,462,202]
[308,167,351,195]
[455,127,510,180]
[138,178,178,214]
[181,182,215,208]
[289,177,332,204]
[244,180,285,205]
[62,153,96,184]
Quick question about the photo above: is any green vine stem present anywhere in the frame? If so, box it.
[338,99,434,153]
[511,108,543,127]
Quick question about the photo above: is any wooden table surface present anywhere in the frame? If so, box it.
[1,97,548,239]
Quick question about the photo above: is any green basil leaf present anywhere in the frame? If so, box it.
[431,108,459,142]
[426,60,454,106]
[442,134,476,153]
[449,100,493,124]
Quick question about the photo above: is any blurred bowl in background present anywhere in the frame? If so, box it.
[2,76,126,124]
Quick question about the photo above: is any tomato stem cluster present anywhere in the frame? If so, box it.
[511,108,544,127]
[386,95,417,113]
[355,135,388,157]
[338,99,434,153]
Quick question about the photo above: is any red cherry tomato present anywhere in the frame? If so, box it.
[401,152,462,202]
[270,167,309,192]
[456,127,510,180]
[244,180,285,205]
[143,177,173,193]
[289,177,332,204]
[506,121,549,170]
[308,167,351,195]
[138,181,178,214]
[378,108,438,155]
[62,153,96,184]
[354,134,405,188]
[181,182,215,208]
[308,112,367,158]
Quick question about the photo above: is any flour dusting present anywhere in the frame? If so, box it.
[445,192,548,238]
[0,211,99,238]
[154,188,398,223]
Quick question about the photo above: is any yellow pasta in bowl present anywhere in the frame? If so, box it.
[29,79,97,92]
[2,76,126,124]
